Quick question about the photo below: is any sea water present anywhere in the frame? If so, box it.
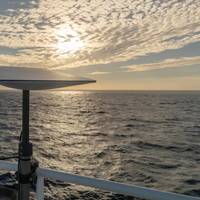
[0,91,200,199]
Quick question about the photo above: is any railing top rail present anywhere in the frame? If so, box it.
[0,160,17,171]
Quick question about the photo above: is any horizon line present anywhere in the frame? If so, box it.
[0,89,200,92]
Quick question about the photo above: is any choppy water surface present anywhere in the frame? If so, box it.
[0,91,200,199]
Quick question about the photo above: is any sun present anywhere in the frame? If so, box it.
[55,27,84,54]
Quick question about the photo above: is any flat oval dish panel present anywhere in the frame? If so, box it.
[0,67,96,90]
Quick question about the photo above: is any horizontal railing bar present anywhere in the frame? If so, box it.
[0,160,17,171]
[0,161,199,200]
[37,168,200,200]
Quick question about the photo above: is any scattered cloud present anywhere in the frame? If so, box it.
[88,71,110,75]
[123,56,200,72]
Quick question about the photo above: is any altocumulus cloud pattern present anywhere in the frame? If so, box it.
[0,0,200,72]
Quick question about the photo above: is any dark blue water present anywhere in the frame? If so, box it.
[0,91,200,199]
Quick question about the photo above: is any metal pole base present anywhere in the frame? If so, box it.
[18,142,32,200]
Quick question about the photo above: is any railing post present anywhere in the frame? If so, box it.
[36,176,44,200]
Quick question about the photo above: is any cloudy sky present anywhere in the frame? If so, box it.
[0,0,200,90]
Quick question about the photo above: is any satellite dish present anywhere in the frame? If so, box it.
[0,66,96,200]
[0,67,95,90]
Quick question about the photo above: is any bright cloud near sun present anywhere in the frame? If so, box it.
[0,0,199,72]
[54,27,84,54]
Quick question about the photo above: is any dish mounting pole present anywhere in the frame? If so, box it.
[18,90,32,200]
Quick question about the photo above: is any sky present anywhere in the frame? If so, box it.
[0,0,200,90]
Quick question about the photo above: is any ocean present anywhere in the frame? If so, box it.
[0,90,200,199]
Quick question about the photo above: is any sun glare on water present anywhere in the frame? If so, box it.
[55,27,84,54]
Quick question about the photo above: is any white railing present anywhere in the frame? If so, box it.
[0,160,199,200]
